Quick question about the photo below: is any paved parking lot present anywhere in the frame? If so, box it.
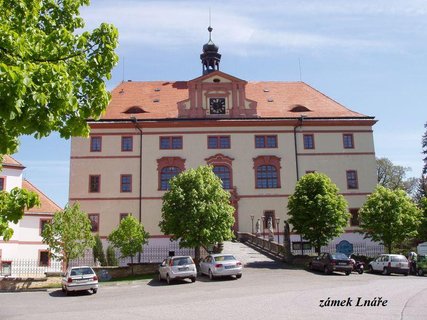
[1,243,426,320]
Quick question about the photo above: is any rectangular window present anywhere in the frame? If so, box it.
[0,177,4,191]
[39,251,50,267]
[120,213,129,221]
[160,136,182,149]
[343,134,354,149]
[89,175,101,193]
[346,170,359,189]
[350,208,360,226]
[303,134,315,149]
[121,136,133,151]
[255,135,277,148]
[208,136,230,149]
[39,219,51,236]
[88,214,99,232]
[90,136,102,152]
[120,174,132,192]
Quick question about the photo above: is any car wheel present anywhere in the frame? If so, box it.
[65,288,70,296]
[61,285,66,293]
[323,266,329,275]
[357,268,364,274]
[345,271,351,276]
[166,274,171,285]
[368,265,374,273]
[382,267,389,275]
[236,274,242,279]
[209,269,215,280]
[190,277,196,283]
[417,268,424,276]
[404,272,409,276]
[92,288,97,294]
[308,263,313,270]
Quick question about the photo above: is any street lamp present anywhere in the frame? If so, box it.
[261,216,265,239]
[250,215,254,235]
[275,218,280,244]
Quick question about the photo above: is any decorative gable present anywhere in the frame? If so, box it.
[178,71,258,118]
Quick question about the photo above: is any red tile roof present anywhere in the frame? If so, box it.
[100,80,369,120]
[22,179,62,214]
[2,155,25,169]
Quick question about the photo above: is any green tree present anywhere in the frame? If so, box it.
[42,203,95,269]
[287,172,349,254]
[418,197,427,242]
[423,122,427,174]
[376,157,417,194]
[159,166,235,262]
[106,245,118,266]
[359,186,422,253]
[93,234,106,266]
[108,215,149,274]
[0,0,119,155]
[0,187,40,240]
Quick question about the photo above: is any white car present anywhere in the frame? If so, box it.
[200,254,243,280]
[158,256,197,285]
[368,254,409,275]
[61,266,99,295]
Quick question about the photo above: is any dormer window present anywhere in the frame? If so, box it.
[123,106,147,114]
[290,104,311,112]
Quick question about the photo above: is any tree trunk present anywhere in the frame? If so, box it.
[194,246,201,270]
[387,243,392,254]
[130,256,134,276]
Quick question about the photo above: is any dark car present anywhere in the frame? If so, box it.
[309,252,352,275]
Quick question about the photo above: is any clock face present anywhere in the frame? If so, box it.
[209,98,226,114]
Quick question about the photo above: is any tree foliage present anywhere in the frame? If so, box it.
[376,157,417,194]
[42,203,95,269]
[0,187,40,240]
[423,122,427,175]
[418,197,427,242]
[93,233,106,266]
[0,0,119,155]
[287,172,349,254]
[108,215,149,269]
[159,166,235,261]
[359,186,422,253]
[106,245,118,266]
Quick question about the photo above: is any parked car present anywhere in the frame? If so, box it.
[199,254,243,280]
[416,255,427,276]
[368,254,409,275]
[158,256,197,285]
[308,252,352,275]
[61,266,98,295]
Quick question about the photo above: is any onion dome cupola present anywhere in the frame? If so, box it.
[200,26,221,75]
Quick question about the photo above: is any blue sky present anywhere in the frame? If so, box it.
[13,0,427,208]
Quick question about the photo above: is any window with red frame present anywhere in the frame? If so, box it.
[39,219,51,236]
[213,165,231,189]
[343,134,354,149]
[120,213,129,221]
[89,175,100,193]
[208,136,230,149]
[120,175,132,192]
[0,177,4,191]
[88,214,99,232]
[160,166,181,190]
[256,165,279,188]
[90,136,102,152]
[346,170,359,189]
[255,135,277,148]
[39,251,50,266]
[350,209,360,226]
[121,136,133,151]
[160,136,182,149]
[303,134,315,149]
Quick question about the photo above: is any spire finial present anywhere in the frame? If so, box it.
[208,8,213,41]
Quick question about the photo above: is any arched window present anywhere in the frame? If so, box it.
[160,166,180,190]
[253,155,281,189]
[256,165,278,188]
[213,165,231,189]
[157,157,186,191]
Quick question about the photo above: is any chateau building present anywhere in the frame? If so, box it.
[0,155,62,266]
[69,28,378,250]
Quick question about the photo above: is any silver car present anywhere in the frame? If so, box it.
[368,254,409,275]
[158,256,197,285]
[200,254,243,280]
[61,266,99,295]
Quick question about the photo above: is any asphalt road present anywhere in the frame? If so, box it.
[1,261,426,320]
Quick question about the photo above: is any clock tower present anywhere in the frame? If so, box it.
[200,26,221,75]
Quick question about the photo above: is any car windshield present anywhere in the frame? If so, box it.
[214,255,236,262]
[70,267,94,276]
[331,253,348,260]
[173,257,193,266]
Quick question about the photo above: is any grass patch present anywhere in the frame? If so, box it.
[100,273,156,283]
